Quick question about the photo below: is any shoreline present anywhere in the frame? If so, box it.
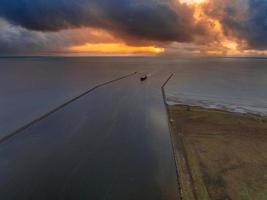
[167,104,267,200]
[167,98,267,117]
[168,103,267,119]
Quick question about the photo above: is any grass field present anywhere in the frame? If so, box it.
[168,105,267,200]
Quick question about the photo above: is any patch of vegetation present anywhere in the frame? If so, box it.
[169,105,267,200]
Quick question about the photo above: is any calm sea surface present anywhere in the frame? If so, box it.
[1,57,267,136]
[165,57,267,115]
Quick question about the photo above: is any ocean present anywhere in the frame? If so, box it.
[1,56,267,136]
[165,57,267,116]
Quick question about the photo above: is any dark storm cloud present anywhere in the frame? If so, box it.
[1,0,267,54]
[0,0,101,31]
[231,0,267,49]
[0,19,71,54]
[0,0,199,43]
[206,0,267,49]
[0,18,117,54]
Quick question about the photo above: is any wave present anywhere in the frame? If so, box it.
[166,94,267,116]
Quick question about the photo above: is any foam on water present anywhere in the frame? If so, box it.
[164,57,267,116]
[167,93,267,116]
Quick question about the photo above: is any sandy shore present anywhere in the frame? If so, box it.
[168,105,267,200]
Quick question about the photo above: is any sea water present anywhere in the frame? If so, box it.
[1,56,267,136]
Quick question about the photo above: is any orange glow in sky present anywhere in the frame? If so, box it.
[179,0,244,55]
[67,43,165,55]
[180,0,207,5]
[63,1,264,56]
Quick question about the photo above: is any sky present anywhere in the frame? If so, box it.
[0,0,267,56]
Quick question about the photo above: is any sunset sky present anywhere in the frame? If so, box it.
[1,0,267,56]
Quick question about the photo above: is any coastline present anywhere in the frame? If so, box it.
[167,96,267,117]
[167,104,267,200]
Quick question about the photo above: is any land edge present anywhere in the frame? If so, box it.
[165,103,267,200]
[161,74,183,200]
[163,101,210,200]
[166,105,211,200]
[161,74,207,200]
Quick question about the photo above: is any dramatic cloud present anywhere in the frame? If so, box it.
[217,0,267,49]
[0,18,121,55]
[0,0,267,55]
[0,19,65,54]
[0,0,199,42]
